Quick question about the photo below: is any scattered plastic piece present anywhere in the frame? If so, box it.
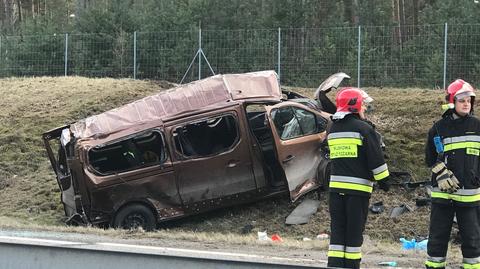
[257,231,270,241]
[390,204,414,218]
[369,201,384,214]
[303,237,312,241]
[285,199,321,225]
[400,238,428,251]
[316,233,330,240]
[241,224,254,234]
[400,238,416,250]
[378,261,397,267]
[416,239,428,250]
[271,234,283,242]
[415,198,431,207]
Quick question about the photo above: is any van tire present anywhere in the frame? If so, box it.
[113,204,156,231]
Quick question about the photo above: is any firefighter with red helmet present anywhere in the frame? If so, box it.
[425,79,480,269]
[327,87,390,269]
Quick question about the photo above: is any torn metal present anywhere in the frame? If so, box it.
[42,70,341,230]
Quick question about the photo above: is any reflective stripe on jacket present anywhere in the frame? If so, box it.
[328,114,389,196]
[425,111,480,206]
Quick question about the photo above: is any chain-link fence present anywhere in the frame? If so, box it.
[0,24,479,88]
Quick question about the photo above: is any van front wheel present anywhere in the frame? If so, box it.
[113,204,156,231]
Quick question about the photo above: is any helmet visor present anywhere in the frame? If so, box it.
[361,90,373,103]
[455,91,476,101]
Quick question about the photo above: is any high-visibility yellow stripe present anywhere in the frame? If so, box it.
[444,142,480,151]
[464,263,480,269]
[329,181,373,193]
[328,138,363,146]
[467,148,480,156]
[426,260,446,268]
[431,192,449,199]
[328,250,345,258]
[345,252,362,260]
[431,191,480,203]
[374,169,389,181]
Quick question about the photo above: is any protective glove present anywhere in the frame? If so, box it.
[431,161,447,174]
[431,161,460,193]
[438,170,460,193]
[378,178,391,192]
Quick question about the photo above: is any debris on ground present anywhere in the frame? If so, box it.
[390,204,414,218]
[369,201,385,214]
[400,237,428,250]
[415,197,431,207]
[257,231,270,241]
[271,234,283,242]
[316,233,330,240]
[378,261,397,267]
[241,224,254,234]
[285,199,321,225]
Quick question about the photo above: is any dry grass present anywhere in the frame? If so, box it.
[0,76,169,224]
[0,77,470,266]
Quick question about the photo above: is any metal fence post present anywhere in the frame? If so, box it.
[0,35,2,75]
[357,26,361,88]
[277,27,281,84]
[133,31,137,79]
[198,27,202,80]
[443,23,448,90]
[64,33,68,76]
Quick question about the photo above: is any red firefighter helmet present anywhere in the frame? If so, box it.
[446,79,475,104]
[335,87,372,113]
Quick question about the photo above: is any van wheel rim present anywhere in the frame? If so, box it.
[123,213,146,229]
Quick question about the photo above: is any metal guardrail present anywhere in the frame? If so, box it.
[0,235,328,269]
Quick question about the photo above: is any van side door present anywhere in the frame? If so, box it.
[265,102,328,202]
[169,111,256,209]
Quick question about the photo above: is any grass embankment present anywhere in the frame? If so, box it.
[0,77,168,225]
[0,78,466,247]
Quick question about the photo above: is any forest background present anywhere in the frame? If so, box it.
[0,0,479,87]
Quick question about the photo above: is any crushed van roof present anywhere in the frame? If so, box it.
[70,70,281,140]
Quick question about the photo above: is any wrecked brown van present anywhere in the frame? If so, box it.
[43,71,333,230]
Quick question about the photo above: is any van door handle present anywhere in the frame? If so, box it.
[282,155,295,163]
[227,160,240,168]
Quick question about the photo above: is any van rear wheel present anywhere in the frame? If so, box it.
[113,204,156,231]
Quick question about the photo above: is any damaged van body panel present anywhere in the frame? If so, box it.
[42,125,88,225]
[265,102,328,202]
[70,71,281,140]
[43,70,332,230]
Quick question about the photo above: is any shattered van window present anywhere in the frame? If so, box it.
[294,107,317,135]
[174,115,238,157]
[272,106,319,140]
[88,130,166,175]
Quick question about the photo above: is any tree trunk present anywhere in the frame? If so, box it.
[412,0,419,35]
[352,0,359,25]
[343,0,353,26]
[3,0,15,33]
[398,0,405,46]
[16,0,21,25]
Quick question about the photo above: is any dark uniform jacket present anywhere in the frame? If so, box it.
[327,114,389,197]
[426,110,480,206]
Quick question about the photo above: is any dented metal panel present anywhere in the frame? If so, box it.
[71,71,281,140]
[43,70,335,229]
[265,102,327,202]
[167,106,257,205]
